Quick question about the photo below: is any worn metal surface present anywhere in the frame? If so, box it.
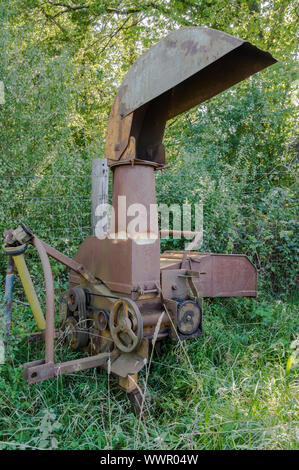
[110,160,159,241]
[6,247,46,330]
[111,353,146,378]
[23,352,111,384]
[141,311,169,327]
[104,95,134,160]
[118,27,276,117]
[71,161,161,295]
[191,254,257,297]
[161,252,257,297]
[177,300,201,335]
[32,237,55,363]
[127,385,145,418]
[70,236,161,295]
[105,27,276,162]
[3,256,14,337]
[161,269,189,300]
[90,309,113,355]
[110,298,143,353]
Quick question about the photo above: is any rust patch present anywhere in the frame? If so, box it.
[181,40,202,56]
[166,39,177,48]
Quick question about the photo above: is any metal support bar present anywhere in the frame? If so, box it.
[92,158,109,236]
[3,256,15,337]
[32,238,55,363]
[23,352,111,384]
[4,227,103,367]
[26,329,63,342]
[179,270,203,309]
[11,251,46,330]
[37,240,98,284]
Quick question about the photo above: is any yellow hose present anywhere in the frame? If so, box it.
[13,253,46,330]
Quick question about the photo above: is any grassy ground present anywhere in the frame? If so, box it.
[0,293,298,450]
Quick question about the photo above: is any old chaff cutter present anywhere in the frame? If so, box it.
[4,27,276,415]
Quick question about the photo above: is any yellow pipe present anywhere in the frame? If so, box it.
[13,253,46,330]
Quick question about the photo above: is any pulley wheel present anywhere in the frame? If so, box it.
[64,287,89,348]
[64,316,88,350]
[110,298,143,353]
[177,300,202,335]
[93,310,109,331]
[90,310,113,354]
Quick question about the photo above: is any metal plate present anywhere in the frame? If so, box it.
[161,269,188,299]
[110,352,147,378]
[161,253,257,298]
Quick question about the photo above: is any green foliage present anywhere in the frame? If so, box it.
[32,409,62,449]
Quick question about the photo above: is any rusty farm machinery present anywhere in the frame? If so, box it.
[3,27,276,415]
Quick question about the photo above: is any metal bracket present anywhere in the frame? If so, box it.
[179,270,203,308]
[23,352,111,384]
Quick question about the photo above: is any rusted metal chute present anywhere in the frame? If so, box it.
[105,27,276,163]
[4,27,276,417]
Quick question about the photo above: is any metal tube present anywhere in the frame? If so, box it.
[3,256,15,337]
[32,237,55,364]
[12,254,46,330]
[142,311,170,327]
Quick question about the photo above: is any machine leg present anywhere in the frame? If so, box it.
[118,374,138,393]
[118,374,145,418]
[128,386,145,419]
[153,340,163,355]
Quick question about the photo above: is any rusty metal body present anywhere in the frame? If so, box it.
[4,27,276,415]
[70,161,161,295]
[161,252,257,297]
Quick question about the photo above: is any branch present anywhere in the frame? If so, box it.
[266,1,288,48]
[83,14,144,57]
[40,5,69,35]
[47,1,88,10]
[42,1,174,20]
[41,1,89,20]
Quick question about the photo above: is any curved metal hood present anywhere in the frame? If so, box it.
[118,27,277,119]
[104,27,277,162]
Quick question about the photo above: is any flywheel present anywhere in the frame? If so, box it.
[109,298,143,353]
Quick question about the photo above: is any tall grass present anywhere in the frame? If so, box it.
[0,294,297,450]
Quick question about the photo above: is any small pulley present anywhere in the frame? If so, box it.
[177,300,202,336]
[63,287,89,349]
[90,309,113,354]
[110,298,143,353]
[64,316,86,350]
